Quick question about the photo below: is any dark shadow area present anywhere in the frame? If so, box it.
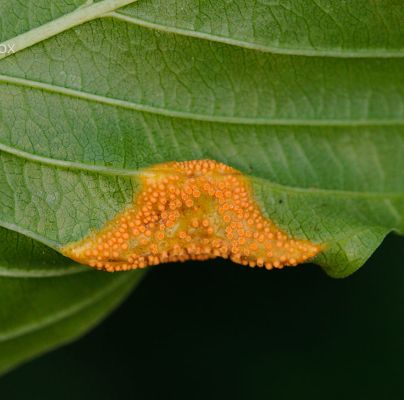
[1,234,403,400]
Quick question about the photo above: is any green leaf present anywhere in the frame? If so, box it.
[120,0,404,57]
[0,0,402,371]
[0,226,144,375]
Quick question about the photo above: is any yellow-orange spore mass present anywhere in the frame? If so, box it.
[62,160,321,271]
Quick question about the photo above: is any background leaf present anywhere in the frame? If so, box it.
[0,227,144,375]
[0,0,402,373]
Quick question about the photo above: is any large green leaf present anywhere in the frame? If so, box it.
[0,0,402,372]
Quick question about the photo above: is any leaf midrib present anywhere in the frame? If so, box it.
[0,75,402,127]
[1,141,403,199]
[0,265,86,278]
[0,0,140,62]
[0,0,403,60]
[109,11,404,59]
[0,221,60,251]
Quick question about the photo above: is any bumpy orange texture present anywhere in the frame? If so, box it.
[62,160,321,271]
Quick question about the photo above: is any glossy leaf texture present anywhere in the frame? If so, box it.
[0,0,403,372]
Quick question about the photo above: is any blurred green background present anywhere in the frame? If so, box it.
[1,234,403,399]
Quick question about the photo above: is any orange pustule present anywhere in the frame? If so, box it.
[62,160,321,271]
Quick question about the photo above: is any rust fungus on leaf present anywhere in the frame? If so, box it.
[62,160,321,271]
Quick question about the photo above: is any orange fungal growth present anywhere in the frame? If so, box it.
[62,160,321,272]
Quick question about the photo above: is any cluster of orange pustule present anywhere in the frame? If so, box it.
[62,160,321,271]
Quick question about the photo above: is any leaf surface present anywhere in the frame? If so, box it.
[0,0,402,372]
[119,0,404,57]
